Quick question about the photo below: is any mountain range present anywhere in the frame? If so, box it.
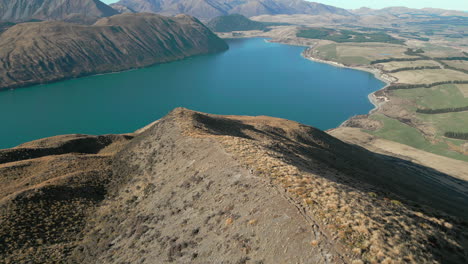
[112,0,355,20]
[1,0,466,24]
[353,6,468,18]
[0,0,118,24]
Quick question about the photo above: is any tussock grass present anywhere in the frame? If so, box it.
[183,122,467,264]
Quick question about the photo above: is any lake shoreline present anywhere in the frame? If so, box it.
[262,37,395,126]
[304,54,391,128]
[301,52,393,113]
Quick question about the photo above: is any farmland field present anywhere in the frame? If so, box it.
[316,43,416,65]
[392,69,468,84]
[368,114,468,161]
[378,60,440,71]
[393,84,468,108]
[442,60,468,71]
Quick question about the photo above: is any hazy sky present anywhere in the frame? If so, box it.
[101,0,468,11]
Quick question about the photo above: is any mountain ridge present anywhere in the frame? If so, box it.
[113,0,355,20]
[1,108,467,263]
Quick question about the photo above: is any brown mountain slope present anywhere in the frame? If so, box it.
[0,0,118,24]
[1,108,467,263]
[114,0,354,20]
[0,13,228,91]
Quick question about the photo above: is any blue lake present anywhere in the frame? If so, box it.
[0,38,384,148]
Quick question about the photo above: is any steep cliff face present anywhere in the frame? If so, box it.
[1,108,467,264]
[114,0,355,20]
[0,0,118,24]
[0,13,228,90]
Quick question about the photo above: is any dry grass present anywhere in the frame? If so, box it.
[455,84,468,98]
[0,134,132,264]
[176,111,468,264]
[225,217,234,226]
[336,43,416,61]
[247,219,258,225]
[391,69,468,84]
[378,60,440,71]
[442,60,468,71]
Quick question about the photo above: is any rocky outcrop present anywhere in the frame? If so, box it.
[0,13,228,90]
[0,0,118,24]
[1,108,467,263]
[114,0,355,20]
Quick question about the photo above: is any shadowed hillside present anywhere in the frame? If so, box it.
[1,108,467,263]
[0,13,228,91]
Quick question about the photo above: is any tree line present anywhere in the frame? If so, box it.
[370,56,468,65]
[439,57,468,61]
[387,66,440,73]
[436,60,468,74]
[444,132,468,140]
[371,57,422,65]
[404,48,428,57]
[387,80,468,90]
[416,105,468,114]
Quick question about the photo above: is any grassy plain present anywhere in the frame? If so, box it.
[442,60,468,71]
[368,114,468,161]
[418,111,468,136]
[456,84,468,97]
[315,43,416,65]
[386,84,468,160]
[297,28,403,44]
[393,84,468,108]
[419,43,466,57]
[378,60,440,71]
[315,44,337,60]
[392,69,468,84]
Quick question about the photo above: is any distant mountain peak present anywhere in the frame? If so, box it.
[0,0,119,24]
[352,6,468,17]
[114,0,355,20]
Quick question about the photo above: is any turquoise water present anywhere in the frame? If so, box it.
[0,38,384,149]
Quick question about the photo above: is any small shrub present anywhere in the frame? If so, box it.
[303,198,314,205]
[225,218,234,226]
[248,219,258,225]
